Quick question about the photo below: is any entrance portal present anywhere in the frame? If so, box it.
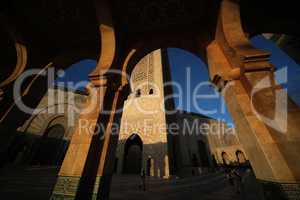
[123,134,143,174]
[32,124,67,166]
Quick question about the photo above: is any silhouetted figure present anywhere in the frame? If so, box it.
[140,169,146,191]
[231,167,242,194]
[224,167,234,186]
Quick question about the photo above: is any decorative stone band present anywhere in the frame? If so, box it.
[259,180,300,200]
[51,176,101,200]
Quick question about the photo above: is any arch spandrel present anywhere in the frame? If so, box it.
[89,0,116,82]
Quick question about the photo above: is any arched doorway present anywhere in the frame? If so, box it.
[221,152,230,166]
[32,124,67,166]
[123,134,143,174]
[197,140,210,167]
[236,150,246,164]
[146,156,155,176]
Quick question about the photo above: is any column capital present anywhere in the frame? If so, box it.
[216,0,273,77]
[88,73,122,92]
[89,74,109,87]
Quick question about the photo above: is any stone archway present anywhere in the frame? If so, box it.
[236,150,246,164]
[32,124,66,166]
[123,134,143,174]
[221,152,230,166]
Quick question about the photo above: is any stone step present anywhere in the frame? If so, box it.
[0,166,59,200]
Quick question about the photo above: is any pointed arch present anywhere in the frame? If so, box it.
[123,134,143,174]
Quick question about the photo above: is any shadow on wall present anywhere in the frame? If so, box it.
[1,128,70,167]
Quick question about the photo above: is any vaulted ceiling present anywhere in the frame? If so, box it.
[1,0,300,72]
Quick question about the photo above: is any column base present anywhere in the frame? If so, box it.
[50,176,101,200]
[259,180,300,200]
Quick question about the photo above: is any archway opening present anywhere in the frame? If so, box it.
[236,150,246,164]
[123,134,143,174]
[31,124,67,166]
[197,140,210,167]
[221,152,230,166]
[146,156,154,176]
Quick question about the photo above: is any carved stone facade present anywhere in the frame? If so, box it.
[116,50,170,178]
[205,120,247,165]
[7,86,87,166]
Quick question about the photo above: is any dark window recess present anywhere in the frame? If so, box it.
[136,89,141,97]
[149,88,154,95]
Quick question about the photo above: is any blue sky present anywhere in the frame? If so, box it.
[167,48,233,123]
[251,36,300,104]
[55,36,300,125]
[55,59,96,90]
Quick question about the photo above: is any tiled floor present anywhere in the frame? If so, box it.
[110,173,241,200]
[0,167,256,200]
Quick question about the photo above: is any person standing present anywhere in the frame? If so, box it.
[231,167,242,194]
[140,169,146,191]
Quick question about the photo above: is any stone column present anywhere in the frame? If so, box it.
[206,1,300,199]
[50,77,111,200]
[164,155,170,178]
[51,79,129,200]
[95,84,129,200]
[208,43,300,199]
[150,157,155,177]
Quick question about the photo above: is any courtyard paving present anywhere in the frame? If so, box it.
[110,173,241,200]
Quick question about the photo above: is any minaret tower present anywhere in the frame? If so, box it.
[116,49,170,178]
